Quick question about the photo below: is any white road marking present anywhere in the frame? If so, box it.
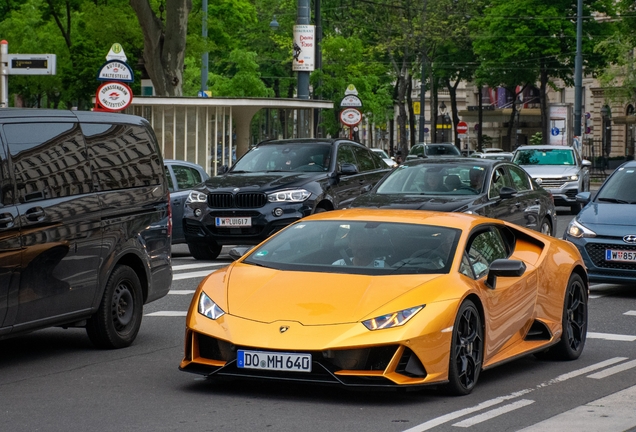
[168,290,195,295]
[452,399,535,428]
[172,263,226,271]
[145,311,187,317]
[516,384,636,432]
[624,310,636,316]
[173,270,217,280]
[402,358,628,432]
[587,359,636,379]
[589,294,604,299]
[587,332,636,341]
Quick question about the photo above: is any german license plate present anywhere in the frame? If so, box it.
[605,249,636,262]
[237,350,312,372]
[215,217,251,227]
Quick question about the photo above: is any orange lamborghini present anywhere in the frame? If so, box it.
[179,209,588,395]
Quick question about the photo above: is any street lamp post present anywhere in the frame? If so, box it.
[514,99,522,150]
[438,101,449,142]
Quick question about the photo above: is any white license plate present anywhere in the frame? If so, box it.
[215,217,251,227]
[605,249,636,262]
[237,350,312,373]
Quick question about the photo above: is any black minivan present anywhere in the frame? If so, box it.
[0,109,172,349]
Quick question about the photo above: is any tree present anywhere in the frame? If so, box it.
[207,49,273,97]
[129,0,192,96]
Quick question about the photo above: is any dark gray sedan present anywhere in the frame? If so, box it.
[350,158,557,236]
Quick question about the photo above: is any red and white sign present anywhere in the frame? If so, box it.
[457,121,469,135]
[95,81,133,112]
[340,108,362,126]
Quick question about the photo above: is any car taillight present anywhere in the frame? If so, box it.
[167,191,173,238]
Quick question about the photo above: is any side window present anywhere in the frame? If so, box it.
[173,165,202,189]
[489,167,511,198]
[82,123,162,191]
[466,228,509,279]
[0,140,13,206]
[336,145,356,169]
[164,166,175,192]
[4,122,91,202]
[507,165,531,191]
[351,146,377,172]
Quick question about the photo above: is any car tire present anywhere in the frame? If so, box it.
[86,265,143,349]
[188,242,222,260]
[443,299,483,396]
[540,217,552,236]
[551,273,588,360]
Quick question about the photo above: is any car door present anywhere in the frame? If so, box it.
[331,144,364,208]
[463,227,536,358]
[0,136,19,332]
[5,121,102,330]
[166,162,208,243]
[351,144,389,191]
[506,164,542,232]
[482,165,526,228]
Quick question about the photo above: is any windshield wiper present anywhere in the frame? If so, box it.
[597,197,629,204]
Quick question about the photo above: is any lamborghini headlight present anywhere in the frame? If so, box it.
[362,306,424,330]
[198,292,225,320]
[566,219,596,238]
[267,189,311,203]
[186,190,207,204]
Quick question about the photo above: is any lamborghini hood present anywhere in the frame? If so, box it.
[225,264,444,325]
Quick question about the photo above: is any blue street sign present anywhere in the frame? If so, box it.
[551,127,560,136]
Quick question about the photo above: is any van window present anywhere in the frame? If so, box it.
[4,122,92,202]
[82,123,162,191]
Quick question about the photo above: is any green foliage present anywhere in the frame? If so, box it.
[530,132,543,145]
[208,49,273,97]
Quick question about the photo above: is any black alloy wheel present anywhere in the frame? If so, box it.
[188,242,223,260]
[444,300,484,395]
[552,273,588,360]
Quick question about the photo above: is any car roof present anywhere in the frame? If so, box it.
[257,138,348,146]
[515,145,575,151]
[164,159,206,169]
[0,107,148,125]
[403,157,500,168]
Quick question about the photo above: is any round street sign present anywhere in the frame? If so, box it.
[340,108,362,126]
[95,81,133,112]
[457,121,469,135]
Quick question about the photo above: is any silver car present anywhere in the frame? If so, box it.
[512,145,591,214]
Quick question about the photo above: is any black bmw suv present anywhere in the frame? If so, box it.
[183,138,391,260]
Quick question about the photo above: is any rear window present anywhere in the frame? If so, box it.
[425,145,461,157]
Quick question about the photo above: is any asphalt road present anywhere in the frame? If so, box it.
[2,204,636,432]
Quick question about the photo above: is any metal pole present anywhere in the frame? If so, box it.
[573,0,583,137]
[418,56,426,143]
[313,0,322,136]
[1,40,8,108]
[201,0,208,92]
[296,0,310,100]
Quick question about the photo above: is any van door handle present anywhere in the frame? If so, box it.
[25,207,45,221]
[0,213,15,228]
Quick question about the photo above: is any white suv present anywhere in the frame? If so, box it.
[512,145,592,214]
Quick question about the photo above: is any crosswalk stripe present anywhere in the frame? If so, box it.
[624,310,636,316]
[173,270,216,280]
[516,384,636,431]
[587,359,636,379]
[145,311,187,317]
[452,399,535,428]
[168,290,195,295]
[172,263,226,271]
[587,332,636,341]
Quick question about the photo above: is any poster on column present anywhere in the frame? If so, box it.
[549,104,572,145]
[292,25,315,71]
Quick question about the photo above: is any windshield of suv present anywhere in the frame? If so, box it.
[513,148,574,166]
[596,166,636,204]
[231,143,332,173]
[376,164,484,195]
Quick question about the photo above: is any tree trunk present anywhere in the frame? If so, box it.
[129,0,192,96]
[407,79,416,148]
[445,78,460,149]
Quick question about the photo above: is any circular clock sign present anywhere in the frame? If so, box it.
[340,108,362,126]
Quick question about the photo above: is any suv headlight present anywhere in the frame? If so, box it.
[568,174,579,181]
[198,292,225,320]
[362,306,424,330]
[566,219,596,238]
[186,190,208,204]
[268,189,311,203]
